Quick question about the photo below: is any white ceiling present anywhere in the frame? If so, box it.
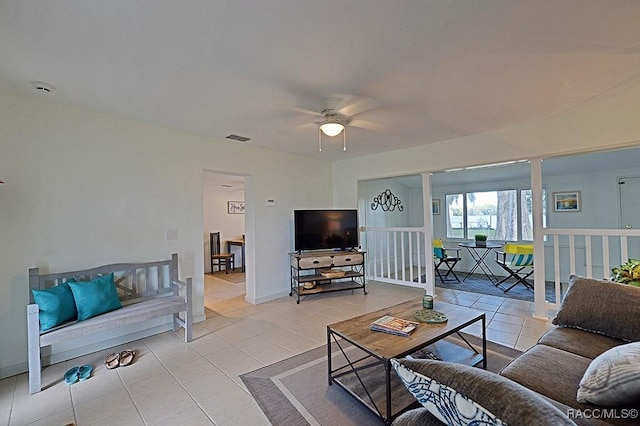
[2,1,640,160]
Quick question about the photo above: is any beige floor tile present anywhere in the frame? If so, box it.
[0,408,10,426]
[220,402,271,426]
[204,347,264,378]
[152,344,203,370]
[74,387,136,425]
[5,275,541,425]
[115,354,167,387]
[198,385,256,424]
[487,319,522,335]
[497,305,530,317]
[515,335,539,352]
[91,406,145,426]
[166,357,224,385]
[470,301,500,312]
[231,337,294,365]
[16,407,75,426]
[486,329,519,347]
[183,371,241,403]
[156,406,215,425]
[0,376,16,409]
[492,312,526,326]
[188,331,237,357]
[70,368,126,405]
[136,388,198,425]
[10,377,72,425]
[476,294,506,306]
[127,371,183,406]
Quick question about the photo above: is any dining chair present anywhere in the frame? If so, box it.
[495,243,534,292]
[433,239,461,283]
[210,232,235,274]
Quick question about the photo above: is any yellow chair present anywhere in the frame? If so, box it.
[433,239,461,283]
[495,243,534,292]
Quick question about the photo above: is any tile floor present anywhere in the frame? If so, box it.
[0,276,555,425]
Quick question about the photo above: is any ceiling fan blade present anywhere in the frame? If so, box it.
[350,119,393,132]
[338,96,382,117]
[277,104,323,117]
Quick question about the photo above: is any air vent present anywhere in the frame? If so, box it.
[226,134,251,142]
[30,81,56,93]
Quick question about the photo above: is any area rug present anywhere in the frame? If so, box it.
[417,273,567,303]
[209,270,245,283]
[241,333,522,426]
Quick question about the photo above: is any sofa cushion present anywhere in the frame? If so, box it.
[552,275,640,342]
[500,344,591,409]
[391,407,444,426]
[538,327,625,360]
[577,342,640,406]
[392,358,575,426]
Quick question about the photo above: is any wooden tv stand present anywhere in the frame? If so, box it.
[289,250,366,304]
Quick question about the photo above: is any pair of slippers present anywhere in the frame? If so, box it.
[104,349,136,370]
[64,365,93,385]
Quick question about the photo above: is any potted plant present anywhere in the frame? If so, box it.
[611,259,640,287]
[474,234,487,247]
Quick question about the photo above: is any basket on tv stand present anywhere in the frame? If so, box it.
[289,250,366,304]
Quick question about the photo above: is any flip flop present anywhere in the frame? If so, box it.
[78,365,93,381]
[64,366,79,385]
[104,352,120,370]
[118,349,135,367]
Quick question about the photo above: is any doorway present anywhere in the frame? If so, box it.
[202,171,246,314]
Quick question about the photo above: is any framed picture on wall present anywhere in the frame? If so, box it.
[228,201,245,214]
[553,191,581,212]
[432,199,441,215]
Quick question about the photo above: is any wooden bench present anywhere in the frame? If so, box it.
[27,253,193,394]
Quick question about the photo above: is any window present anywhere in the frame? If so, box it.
[445,189,546,241]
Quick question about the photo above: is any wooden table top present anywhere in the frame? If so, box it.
[328,298,484,360]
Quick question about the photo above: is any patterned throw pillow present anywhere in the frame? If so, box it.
[577,342,640,406]
[390,359,505,426]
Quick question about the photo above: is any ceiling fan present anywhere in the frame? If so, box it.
[288,95,389,152]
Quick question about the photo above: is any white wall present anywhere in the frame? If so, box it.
[0,92,332,378]
[361,178,413,228]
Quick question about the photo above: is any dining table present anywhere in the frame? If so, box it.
[458,241,503,284]
[226,238,245,272]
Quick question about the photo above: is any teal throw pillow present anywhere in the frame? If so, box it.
[68,273,122,321]
[32,282,78,331]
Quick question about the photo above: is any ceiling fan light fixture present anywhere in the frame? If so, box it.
[319,121,344,137]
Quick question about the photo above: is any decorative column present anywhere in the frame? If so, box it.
[422,173,435,296]
[530,158,547,320]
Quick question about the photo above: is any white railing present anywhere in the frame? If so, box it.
[542,228,640,309]
[364,226,640,316]
[363,227,427,288]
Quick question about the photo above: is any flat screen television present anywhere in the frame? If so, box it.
[294,209,358,252]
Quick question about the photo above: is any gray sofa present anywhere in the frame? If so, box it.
[392,275,640,425]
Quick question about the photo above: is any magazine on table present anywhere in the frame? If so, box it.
[370,315,419,337]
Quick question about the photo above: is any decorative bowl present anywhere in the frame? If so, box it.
[320,269,346,279]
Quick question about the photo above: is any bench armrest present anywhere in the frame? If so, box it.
[172,277,193,342]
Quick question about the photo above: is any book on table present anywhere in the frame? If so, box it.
[370,315,419,337]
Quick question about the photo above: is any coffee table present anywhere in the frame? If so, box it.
[327,299,486,425]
